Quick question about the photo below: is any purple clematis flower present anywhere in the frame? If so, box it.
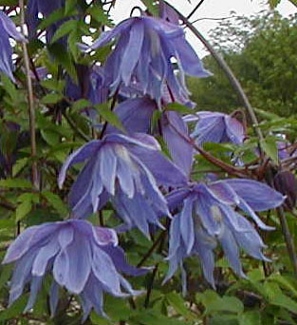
[165,179,284,287]
[3,219,144,320]
[159,0,180,25]
[184,111,245,146]
[66,65,109,105]
[0,11,26,81]
[59,133,187,236]
[82,16,210,105]
[105,98,193,178]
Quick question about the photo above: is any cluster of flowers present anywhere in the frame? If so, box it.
[0,1,285,320]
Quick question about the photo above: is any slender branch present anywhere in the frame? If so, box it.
[187,0,206,20]
[19,0,39,190]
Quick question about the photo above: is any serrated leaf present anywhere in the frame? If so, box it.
[41,93,64,105]
[15,193,39,222]
[260,136,279,164]
[51,20,78,44]
[0,178,32,189]
[42,191,68,216]
[72,99,91,112]
[165,102,193,115]
[96,103,125,132]
[40,79,65,92]
[87,4,112,26]
[16,198,32,221]
[12,157,29,177]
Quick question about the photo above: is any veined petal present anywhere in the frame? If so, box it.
[53,250,69,287]
[58,140,100,188]
[180,197,195,254]
[99,144,117,195]
[223,179,285,211]
[92,248,123,296]
[32,238,59,276]
[120,19,144,85]
[65,231,92,294]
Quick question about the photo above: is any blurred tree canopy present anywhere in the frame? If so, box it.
[188,11,297,117]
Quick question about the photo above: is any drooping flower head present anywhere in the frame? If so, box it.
[3,219,145,320]
[165,179,284,287]
[82,16,210,105]
[185,111,245,146]
[59,133,187,236]
[105,98,194,178]
[0,11,26,81]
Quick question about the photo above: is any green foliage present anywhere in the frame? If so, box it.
[0,2,297,325]
[189,12,297,117]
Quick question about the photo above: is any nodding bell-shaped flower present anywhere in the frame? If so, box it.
[81,15,210,105]
[59,133,187,236]
[3,219,145,321]
[165,179,284,288]
[184,111,246,146]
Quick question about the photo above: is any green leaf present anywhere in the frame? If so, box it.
[196,290,244,315]
[41,93,64,105]
[12,157,29,177]
[268,274,297,298]
[0,178,32,189]
[165,292,192,318]
[87,4,112,26]
[264,282,297,313]
[0,264,13,290]
[96,103,125,132]
[239,311,261,325]
[165,102,193,115]
[72,99,91,112]
[51,20,78,44]
[42,191,69,216]
[65,0,77,15]
[15,193,39,222]
[41,129,61,146]
[0,294,28,321]
[40,79,65,92]
[0,74,17,99]
[260,136,279,164]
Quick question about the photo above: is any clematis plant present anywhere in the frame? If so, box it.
[0,1,290,323]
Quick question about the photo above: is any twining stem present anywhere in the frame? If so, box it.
[19,0,39,190]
